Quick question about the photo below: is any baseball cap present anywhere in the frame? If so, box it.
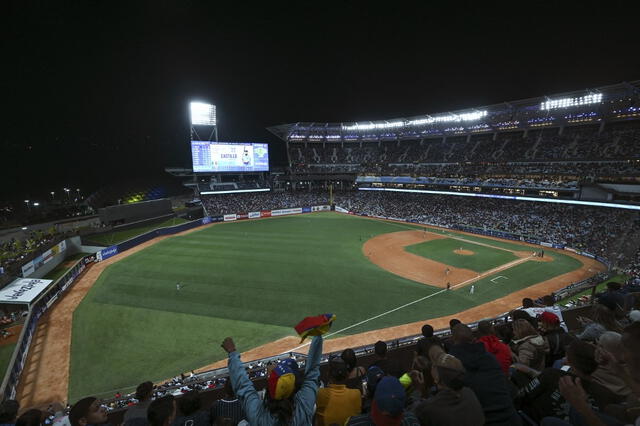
[370,377,406,426]
[366,365,384,395]
[267,361,297,400]
[539,311,560,325]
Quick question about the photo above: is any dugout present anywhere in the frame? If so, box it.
[0,278,54,314]
[98,199,173,226]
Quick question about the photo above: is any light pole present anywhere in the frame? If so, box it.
[64,188,70,202]
[50,191,55,200]
[24,199,30,213]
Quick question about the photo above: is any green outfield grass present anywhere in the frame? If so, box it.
[0,344,16,380]
[69,212,587,400]
[405,238,519,272]
[88,218,189,246]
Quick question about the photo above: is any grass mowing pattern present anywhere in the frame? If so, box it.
[69,212,585,400]
[405,238,518,273]
[88,218,189,246]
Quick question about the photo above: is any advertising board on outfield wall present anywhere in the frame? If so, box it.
[21,240,69,278]
[96,245,118,262]
[223,214,237,222]
[271,208,303,216]
[260,210,271,218]
[0,278,53,304]
[249,212,261,219]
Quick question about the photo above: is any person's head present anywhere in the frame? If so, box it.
[69,397,108,426]
[265,358,302,422]
[538,311,561,332]
[15,409,43,426]
[177,390,201,417]
[512,309,536,327]
[451,323,473,345]
[366,366,385,397]
[374,341,387,358]
[0,400,20,423]
[449,319,461,330]
[522,298,535,308]
[421,324,434,339]
[370,377,406,424]
[431,353,466,391]
[147,395,176,426]
[135,381,154,402]
[513,319,539,340]
[542,295,555,307]
[629,310,640,323]
[328,355,349,383]
[621,322,640,377]
[566,341,598,376]
[340,348,358,372]
[427,344,446,365]
[592,304,622,332]
[476,320,494,337]
[597,331,623,363]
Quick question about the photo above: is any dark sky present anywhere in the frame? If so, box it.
[2,1,638,201]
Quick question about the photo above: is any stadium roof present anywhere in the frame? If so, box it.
[268,81,640,142]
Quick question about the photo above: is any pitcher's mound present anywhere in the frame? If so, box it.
[454,249,474,256]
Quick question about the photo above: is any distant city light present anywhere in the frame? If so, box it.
[190,102,217,126]
[33,202,39,206]
[540,93,603,111]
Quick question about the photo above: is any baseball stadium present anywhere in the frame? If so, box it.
[2,8,640,426]
[2,79,639,425]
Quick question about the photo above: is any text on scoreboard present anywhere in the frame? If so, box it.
[191,141,269,172]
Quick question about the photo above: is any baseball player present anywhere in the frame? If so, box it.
[470,285,475,294]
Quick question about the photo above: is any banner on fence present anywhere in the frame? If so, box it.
[335,206,349,213]
[0,278,53,304]
[540,242,553,248]
[565,247,577,253]
[20,261,35,278]
[202,216,212,225]
[302,207,312,213]
[311,205,330,212]
[42,249,54,264]
[224,214,237,222]
[552,244,565,249]
[211,216,224,222]
[97,245,118,262]
[237,213,249,220]
[260,210,272,218]
[249,212,261,219]
[271,208,302,216]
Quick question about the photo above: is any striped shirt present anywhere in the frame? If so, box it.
[210,398,245,424]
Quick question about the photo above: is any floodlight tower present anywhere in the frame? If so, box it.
[190,102,217,142]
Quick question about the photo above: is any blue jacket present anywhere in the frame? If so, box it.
[227,336,322,425]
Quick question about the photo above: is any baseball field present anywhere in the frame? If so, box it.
[15,212,605,405]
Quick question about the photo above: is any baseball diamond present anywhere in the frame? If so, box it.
[15,212,604,405]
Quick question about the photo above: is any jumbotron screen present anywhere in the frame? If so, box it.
[191,141,269,172]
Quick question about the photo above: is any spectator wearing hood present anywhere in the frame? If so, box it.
[511,319,549,371]
[476,320,512,375]
[448,324,521,426]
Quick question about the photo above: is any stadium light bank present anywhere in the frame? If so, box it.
[341,111,488,131]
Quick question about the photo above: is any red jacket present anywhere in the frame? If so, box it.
[478,335,512,375]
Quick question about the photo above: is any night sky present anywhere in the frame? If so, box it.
[2,2,638,202]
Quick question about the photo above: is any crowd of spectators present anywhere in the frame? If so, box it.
[289,120,640,167]
[0,229,62,277]
[9,289,639,426]
[202,189,639,270]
